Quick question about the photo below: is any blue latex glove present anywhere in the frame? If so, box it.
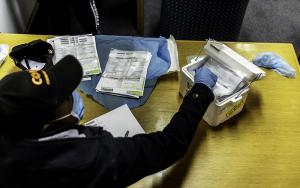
[253,52,296,78]
[194,66,218,90]
[71,91,85,121]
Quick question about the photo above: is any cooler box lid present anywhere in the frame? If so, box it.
[204,40,265,82]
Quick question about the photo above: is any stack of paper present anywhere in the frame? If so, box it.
[47,34,101,76]
[96,49,152,98]
[85,104,145,137]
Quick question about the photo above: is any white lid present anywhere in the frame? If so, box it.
[204,40,265,82]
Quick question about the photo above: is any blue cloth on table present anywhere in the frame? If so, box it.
[253,52,296,78]
[79,35,171,110]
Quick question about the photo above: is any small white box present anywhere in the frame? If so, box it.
[179,40,265,126]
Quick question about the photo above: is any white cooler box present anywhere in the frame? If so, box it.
[179,40,265,126]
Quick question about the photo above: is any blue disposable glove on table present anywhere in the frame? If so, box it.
[194,66,218,90]
[253,52,296,78]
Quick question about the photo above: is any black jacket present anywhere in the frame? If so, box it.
[0,83,213,188]
[35,0,100,35]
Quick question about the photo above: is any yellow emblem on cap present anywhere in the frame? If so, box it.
[28,70,51,86]
[41,71,50,85]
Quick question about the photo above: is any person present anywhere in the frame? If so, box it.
[34,0,135,36]
[0,55,217,187]
[34,0,100,35]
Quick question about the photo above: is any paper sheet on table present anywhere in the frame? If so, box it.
[84,104,145,137]
[96,49,152,98]
[47,34,101,76]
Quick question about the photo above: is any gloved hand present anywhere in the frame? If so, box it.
[47,91,85,125]
[71,91,85,121]
[194,66,218,90]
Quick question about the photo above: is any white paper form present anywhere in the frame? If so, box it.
[84,104,145,137]
[96,49,152,98]
[47,34,101,76]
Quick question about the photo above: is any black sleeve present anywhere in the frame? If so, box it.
[103,83,214,186]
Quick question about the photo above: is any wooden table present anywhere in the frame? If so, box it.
[1,33,300,188]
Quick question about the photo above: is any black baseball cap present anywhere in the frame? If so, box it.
[0,55,83,136]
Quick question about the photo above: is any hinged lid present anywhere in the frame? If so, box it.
[204,40,265,82]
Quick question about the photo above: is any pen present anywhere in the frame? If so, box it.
[124,130,129,137]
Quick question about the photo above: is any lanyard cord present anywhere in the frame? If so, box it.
[89,0,101,34]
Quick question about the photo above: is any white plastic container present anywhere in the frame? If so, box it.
[179,40,265,126]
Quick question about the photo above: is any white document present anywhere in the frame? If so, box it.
[96,49,152,98]
[84,104,145,137]
[47,34,101,76]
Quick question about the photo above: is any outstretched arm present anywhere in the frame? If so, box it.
[92,66,217,186]
[112,83,214,186]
